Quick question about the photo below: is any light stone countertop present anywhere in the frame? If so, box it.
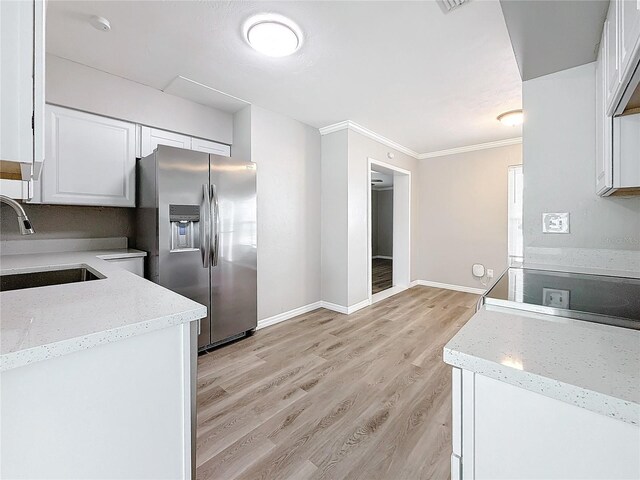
[444,306,640,426]
[0,250,207,372]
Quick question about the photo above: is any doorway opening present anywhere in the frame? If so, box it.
[368,158,411,304]
[371,169,394,294]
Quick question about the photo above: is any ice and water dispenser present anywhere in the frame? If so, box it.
[169,204,200,252]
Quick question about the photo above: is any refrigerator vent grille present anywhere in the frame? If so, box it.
[437,0,468,13]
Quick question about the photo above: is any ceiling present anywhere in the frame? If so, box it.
[371,171,394,189]
[46,0,523,154]
[500,0,609,81]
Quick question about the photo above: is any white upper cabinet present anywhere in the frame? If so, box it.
[139,126,230,157]
[620,0,640,82]
[191,137,231,156]
[596,42,613,195]
[597,0,640,195]
[41,105,136,207]
[0,0,45,182]
[605,1,620,112]
[605,0,640,114]
[140,127,191,158]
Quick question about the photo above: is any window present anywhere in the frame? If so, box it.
[508,165,523,267]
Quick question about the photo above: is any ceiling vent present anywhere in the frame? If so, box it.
[437,0,469,14]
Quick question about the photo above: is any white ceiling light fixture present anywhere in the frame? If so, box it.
[497,109,524,126]
[244,14,302,57]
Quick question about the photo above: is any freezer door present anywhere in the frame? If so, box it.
[155,146,212,349]
[209,154,257,343]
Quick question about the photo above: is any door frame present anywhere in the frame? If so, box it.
[368,157,411,304]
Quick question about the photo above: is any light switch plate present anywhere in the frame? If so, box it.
[542,288,570,308]
[542,212,570,233]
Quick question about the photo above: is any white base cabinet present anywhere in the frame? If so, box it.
[103,256,144,277]
[452,368,640,480]
[37,105,136,207]
[1,322,195,479]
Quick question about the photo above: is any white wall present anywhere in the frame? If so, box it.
[523,63,640,272]
[347,130,419,306]
[250,106,322,320]
[416,144,522,289]
[46,54,233,144]
[321,130,349,306]
[320,129,419,308]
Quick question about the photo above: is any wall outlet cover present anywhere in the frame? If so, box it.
[542,212,570,234]
[542,288,570,309]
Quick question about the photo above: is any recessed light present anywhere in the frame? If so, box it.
[244,14,302,57]
[497,109,523,126]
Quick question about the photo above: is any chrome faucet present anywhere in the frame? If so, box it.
[0,195,35,235]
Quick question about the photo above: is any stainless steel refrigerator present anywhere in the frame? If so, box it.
[136,145,257,350]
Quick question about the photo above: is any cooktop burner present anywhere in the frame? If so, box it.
[483,268,640,330]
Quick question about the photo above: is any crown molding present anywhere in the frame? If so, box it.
[319,120,522,160]
[417,136,523,159]
[319,120,420,159]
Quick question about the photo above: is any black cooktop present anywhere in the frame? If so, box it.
[484,268,640,329]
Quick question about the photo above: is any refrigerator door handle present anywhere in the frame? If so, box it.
[211,184,220,267]
[200,184,211,268]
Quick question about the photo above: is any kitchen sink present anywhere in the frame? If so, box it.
[0,266,104,292]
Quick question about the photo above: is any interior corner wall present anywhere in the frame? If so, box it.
[320,130,349,307]
[250,106,322,321]
[346,130,419,307]
[416,143,522,289]
[522,62,640,272]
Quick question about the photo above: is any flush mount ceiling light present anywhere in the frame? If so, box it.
[244,14,302,57]
[497,109,524,127]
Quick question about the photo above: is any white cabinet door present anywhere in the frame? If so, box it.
[0,0,34,166]
[613,114,640,188]
[620,0,640,81]
[596,40,613,195]
[605,1,621,113]
[140,126,191,157]
[191,137,231,156]
[42,105,136,207]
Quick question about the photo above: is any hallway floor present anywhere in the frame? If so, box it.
[371,258,393,294]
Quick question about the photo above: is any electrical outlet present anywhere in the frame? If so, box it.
[542,212,570,233]
[542,288,570,308]
[487,269,494,278]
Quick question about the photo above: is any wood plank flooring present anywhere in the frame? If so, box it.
[371,259,393,294]
[196,286,478,480]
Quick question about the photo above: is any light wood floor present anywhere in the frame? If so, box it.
[196,286,478,480]
[371,258,393,294]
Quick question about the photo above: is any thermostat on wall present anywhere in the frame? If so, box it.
[472,264,485,278]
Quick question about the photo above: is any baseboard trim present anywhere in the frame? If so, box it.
[372,255,393,260]
[257,298,375,331]
[412,280,486,295]
[257,301,323,330]
[371,284,408,304]
[320,299,371,315]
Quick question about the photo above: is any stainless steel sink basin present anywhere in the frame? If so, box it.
[0,267,104,292]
